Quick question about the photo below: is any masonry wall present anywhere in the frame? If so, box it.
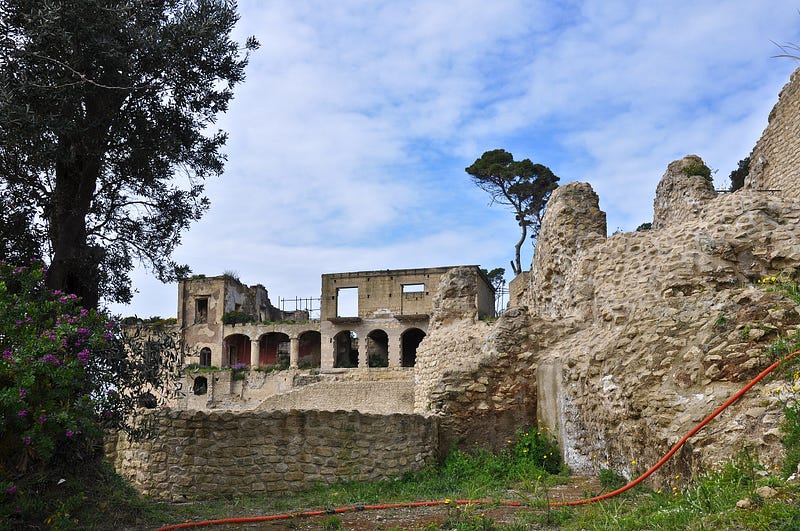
[108,408,438,501]
[746,67,800,199]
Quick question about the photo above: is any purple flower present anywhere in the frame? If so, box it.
[12,267,25,275]
[17,409,27,418]
[77,349,90,365]
[2,349,12,361]
[103,332,112,341]
[76,328,90,337]
[18,389,26,401]
[105,320,115,330]
[37,416,46,424]
[7,485,17,495]
[53,290,63,296]
[40,354,61,366]
[65,430,74,438]
[23,437,31,445]
[79,309,89,317]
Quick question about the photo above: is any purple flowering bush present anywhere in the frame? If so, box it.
[1,262,181,523]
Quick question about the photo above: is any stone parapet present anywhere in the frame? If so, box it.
[108,408,438,501]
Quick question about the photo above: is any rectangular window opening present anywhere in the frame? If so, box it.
[402,284,425,293]
[195,298,209,324]
[336,287,358,317]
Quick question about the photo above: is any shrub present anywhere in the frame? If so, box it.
[0,261,181,524]
[222,311,256,325]
[682,162,712,181]
[510,426,562,474]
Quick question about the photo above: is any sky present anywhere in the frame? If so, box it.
[111,0,800,319]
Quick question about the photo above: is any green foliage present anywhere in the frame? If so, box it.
[635,222,652,232]
[466,149,560,276]
[0,262,182,526]
[509,426,562,474]
[0,0,258,305]
[755,276,800,476]
[480,267,505,291]
[598,468,626,490]
[729,156,749,192]
[222,311,257,325]
[681,161,712,181]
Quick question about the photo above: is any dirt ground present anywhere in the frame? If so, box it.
[208,477,603,530]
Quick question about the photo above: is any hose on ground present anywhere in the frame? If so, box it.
[156,348,800,530]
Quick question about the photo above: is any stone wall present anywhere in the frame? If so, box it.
[174,367,415,413]
[255,380,415,414]
[108,408,438,501]
[746,67,800,199]
[528,182,606,320]
[523,175,800,484]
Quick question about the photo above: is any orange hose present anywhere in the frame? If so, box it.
[156,348,799,530]
[551,347,799,506]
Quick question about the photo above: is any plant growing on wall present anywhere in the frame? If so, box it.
[466,149,560,276]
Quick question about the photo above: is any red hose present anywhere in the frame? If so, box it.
[156,348,799,530]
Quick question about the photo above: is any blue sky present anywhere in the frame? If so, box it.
[111,0,800,319]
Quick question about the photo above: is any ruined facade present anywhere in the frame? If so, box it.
[746,67,800,198]
[172,266,494,412]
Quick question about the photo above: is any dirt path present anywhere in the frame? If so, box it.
[210,476,604,530]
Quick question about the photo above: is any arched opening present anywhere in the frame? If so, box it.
[199,347,211,367]
[193,376,208,395]
[298,331,321,368]
[366,329,389,367]
[333,330,359,368]
[260,332,290,367]
[401,328,425,367]
[224,334,250,367]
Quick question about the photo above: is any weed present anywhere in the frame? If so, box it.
[598,468,626,490]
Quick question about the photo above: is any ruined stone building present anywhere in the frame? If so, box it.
[174,266,494,410]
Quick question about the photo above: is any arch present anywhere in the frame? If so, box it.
[193,376,208,395]
[199,347,211,367]
[333,330,359,368]
[260,332,290,367]
[224,333,251,367]
[366,329,389,367]
[401,328,425,367]
[298,330,321,368]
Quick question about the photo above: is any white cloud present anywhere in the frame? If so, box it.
[111,0,800,318]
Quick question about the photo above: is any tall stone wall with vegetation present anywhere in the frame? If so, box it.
[107,408,438,501]
[746,66,800,199]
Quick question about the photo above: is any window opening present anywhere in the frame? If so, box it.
[199,348,211,367]
[336,287,358,317]
[195,298,208,323]
[402,283,425,293]
[193,376,208,395]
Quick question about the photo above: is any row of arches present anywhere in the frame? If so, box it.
[332,328,425,368]
[220,331,322,368]
[212,327,427,370]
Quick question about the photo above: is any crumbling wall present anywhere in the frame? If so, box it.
[413,269,564,453]
[528,182,606,321]
[652,155,717,229]
[746,67,800,199]
[108,408,437,501]
[526,176,800,484]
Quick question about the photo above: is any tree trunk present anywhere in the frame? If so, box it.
[45,88,125,307]
[46,140,102,308]
[512,222,527,276]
